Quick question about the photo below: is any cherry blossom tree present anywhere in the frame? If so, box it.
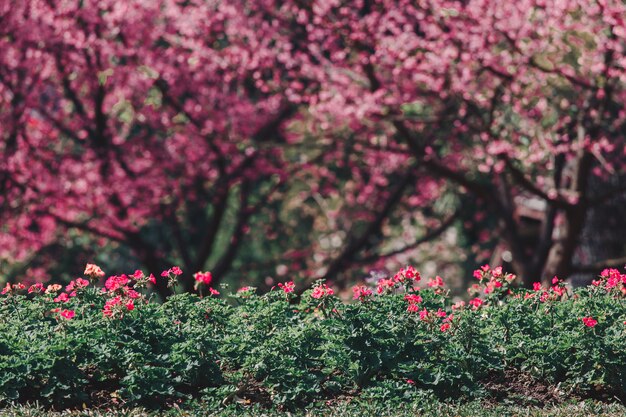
[0,0,308,294]
[2,0,625,290]
[295,0,626,285]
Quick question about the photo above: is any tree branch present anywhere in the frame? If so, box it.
[356,210,459,264]
[571,257,626,274]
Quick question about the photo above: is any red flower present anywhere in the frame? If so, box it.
[352,285,373,300]
[407,303,420,313]
[469,297,484,309]
[404,294,423,304]
[60,309,75,320]
[311,283,334,299]
[54,293,70,303]
[28,283,45,294]
[278,281,295,294]
[194,271,213,285]
[440,323,451,332]
[583,317,597,327]
[582,317,597,328]
[427,276,444,288]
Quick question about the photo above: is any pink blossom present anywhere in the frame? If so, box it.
[352,285,373,300]
[60,309,75,320]
[194,271,213,285]
[54,293,69,303]
[469,297,483,309]
[84,263,105,278]
[311,283,334,299]
[278,281,295,294]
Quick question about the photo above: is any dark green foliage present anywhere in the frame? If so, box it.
[1,276,626,412]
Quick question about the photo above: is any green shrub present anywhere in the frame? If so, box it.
[0,265,625,411]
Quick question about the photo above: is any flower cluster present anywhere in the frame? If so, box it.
[193,271,219,295]
[194,271,213,286]
[582,317,598,328]
[471,265,517,296]
[161,266,183,288]
[311,283,334,299]
[592,268,626,295]
[404,293,423,313]
[84,263,105,279]
[376,265,420,294]
[277,281,295,294]
[352,285,373,301]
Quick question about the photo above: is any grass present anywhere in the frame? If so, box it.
[1,399,625,417]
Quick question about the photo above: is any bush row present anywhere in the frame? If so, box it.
[1,265,625,410]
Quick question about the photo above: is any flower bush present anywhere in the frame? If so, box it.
[0,264,625,410]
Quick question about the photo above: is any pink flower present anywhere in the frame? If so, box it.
[406,379,415,385]
[469,297,483,309]
[28,283,45,294]
[552,276,560,285]
[60,309,75,320]
[376,278,395,294]
[533,282,542,291]
[131,270,144,279]
[103,296,122,317]
[452,301,466,310]
[311,283,334,299]
[404,294,423,304]
[209,287,220,296]
[161,270,170,277]
[126,300,135,311]
[427,276,444,288]
[126,289,141,299]
[582,317,597,327]
[407,303,420,313]
[84,263,105,278]
[440,323,451,332]
[419,308,429,320]
[352,285,373,300]
[104,275,129,292]
[278,281,295,294]
[148,274,156,284]
[66,278,89,293]
[171,266,183,276]
[46,284,62,294]
[54,293,69,303]
[194,271,213,285]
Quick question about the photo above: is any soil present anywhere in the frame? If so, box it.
[481,368,566,407]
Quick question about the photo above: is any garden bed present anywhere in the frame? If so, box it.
[1,265,625,413]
